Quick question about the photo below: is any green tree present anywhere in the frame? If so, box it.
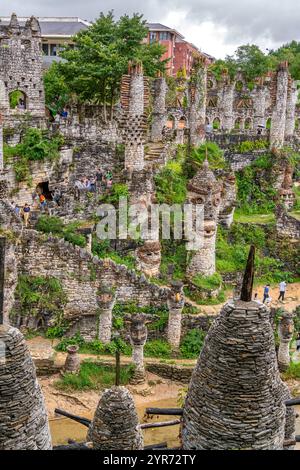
[45,11,167,121]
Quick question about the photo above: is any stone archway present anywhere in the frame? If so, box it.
[9,90,27,110]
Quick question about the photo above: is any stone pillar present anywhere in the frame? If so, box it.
[121,62,149,172]
[278,163,295,210]
[182,300,286,450]
[97,286,116,344]
[0,114,3,172]
[253,85,267,131]
[151,76,168,142]
[136,240,161,277]
[270,62,289,148]
[277,312,294,372]
[186,160,221,278]
[167,281,185,351]
[88,386,144,450]
[285,79,298,139]
[218,76,234,131]
[86,233,92,254]
[63,345,80,374]
[188,60,207,146]
[0,324,52,450]
[126,313,153,384]
[219,172,237,228]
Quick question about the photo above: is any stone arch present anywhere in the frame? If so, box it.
[213,117,221,130]
[178,116,187,129]
[166,115,176,129]
[244,118,252,130]
[9,90,27,110]
[234,117,242,130]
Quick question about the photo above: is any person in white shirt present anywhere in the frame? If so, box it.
[278,281,287,301]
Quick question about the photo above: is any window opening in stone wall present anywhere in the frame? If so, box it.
[9,90,27,110]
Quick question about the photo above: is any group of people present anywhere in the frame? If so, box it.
[262,281,287,304]
[74,169,113,196]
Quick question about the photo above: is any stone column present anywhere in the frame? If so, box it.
[188,60,207,146]
[182,300,286,450]
[218,76,234,131]
[285,79,298,139]
[88,386,144,450]
[86,233,92,254]
[97,286,116,344]
[151,76,168,142]
[63,345,80,374]
[121,62,149,172]
[253,85,267,131]
[0,324,52,450]
[270,62,289,148]
[278,312,294,372]
[219,172,237,228]
[167,281,185,351]
[126,313,153,384]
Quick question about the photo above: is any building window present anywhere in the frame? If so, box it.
[159,32,170,41]
[149,32,157,43]
[50,44,57,56]
[42,43,49,56]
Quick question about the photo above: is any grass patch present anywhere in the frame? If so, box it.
[234,211,275,224]
[36,216,87,248]
[180,329,207,359]
[191,273,222,290]
[282,362,300,381]
[55,361,134,391]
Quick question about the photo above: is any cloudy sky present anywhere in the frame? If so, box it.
[1,0,299,58]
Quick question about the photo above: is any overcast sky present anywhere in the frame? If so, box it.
[1,0,299,58]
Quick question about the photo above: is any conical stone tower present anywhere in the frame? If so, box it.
[88,386,144,450]
[0,325,52,450]
[182,299,286,449]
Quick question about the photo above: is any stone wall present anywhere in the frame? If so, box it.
[146,362,194,383]
[9,229,168,339]
[276,206,300,239]
[0,15,45,119]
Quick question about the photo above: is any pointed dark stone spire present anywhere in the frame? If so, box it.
[9,13,20,34]
[240,245,255,302]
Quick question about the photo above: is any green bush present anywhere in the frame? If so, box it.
[192,273,222,290]
[56,334,132,356]
[55,361,134,391]
[180,329,207,359]
[4,128,64,182]
[144,340,172,358]
[233,140,268,154]
[189,142,226,171]
[36,216,86,248]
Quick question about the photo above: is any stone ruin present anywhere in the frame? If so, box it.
[186,158,222,278]
[0,14,45,120]
[188,59,207,147]
[87,386,143,450]
[278,311,294,372]
[0,324,52,450]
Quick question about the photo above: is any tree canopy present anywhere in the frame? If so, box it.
[44,11,167,119]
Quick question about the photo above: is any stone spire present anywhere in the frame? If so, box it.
[219,172,237,228]
[151,75,168,142]
[97,286,116,344]
[8,13,20,34]
[186,160,221,277]
[270,62,289,149]
[0,325,52,450]
[126,313,154,384]
[167,281,185,351]
[188,58,207,146]
[182,298,287,449]
[87,386,143,450]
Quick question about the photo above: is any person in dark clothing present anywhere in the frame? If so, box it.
[263,285,270,303]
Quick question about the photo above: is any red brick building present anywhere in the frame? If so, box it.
[146,23,214,77]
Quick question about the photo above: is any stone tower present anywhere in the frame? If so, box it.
[182,299,287,450]
[218,73,234,131]
[0,324,52,450]
[270,62,289,148]
[285,78,298,139]
[151,74,168,142]
[88,386,143,450]
[186,159,221,277]
[0,14,45,118]
[188,59,207,146]
[120,62,149,172]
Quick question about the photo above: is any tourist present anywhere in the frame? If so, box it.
[39,193,47,212]
[296,333,300,352]
[89,177,96,193]
[263,284,270,303]
[22,203,31,227]
[61,108,68,119]
[95,168,103,190]
[278,281,287,301]
[13,202,20,216]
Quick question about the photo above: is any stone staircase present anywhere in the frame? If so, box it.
[144,142,167,169]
